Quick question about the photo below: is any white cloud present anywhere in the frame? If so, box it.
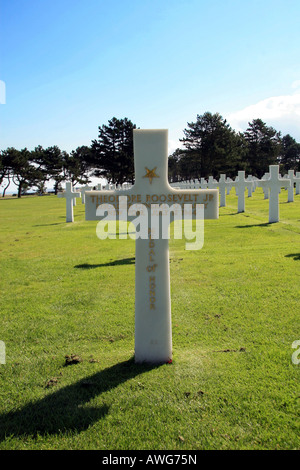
[226,92,300,141]
[168,138,183,154]
[291,80,300,90]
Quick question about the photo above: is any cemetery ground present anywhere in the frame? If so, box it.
[0,189,299,451]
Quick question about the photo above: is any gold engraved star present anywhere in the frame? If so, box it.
[143,167,159,184]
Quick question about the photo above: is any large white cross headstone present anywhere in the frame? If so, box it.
[57,182,81,222]
[257,165,291,223]
[85,129,219,364]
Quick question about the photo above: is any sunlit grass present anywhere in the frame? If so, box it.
[0,189,299,449]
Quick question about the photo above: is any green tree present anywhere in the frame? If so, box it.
[32,145,67,194]
[279,134,300,173]
[64,146,92,187]
[6,147,43,198]
[168,148,184,182]
[90,117,137,185]
[0,149,13,196]
[243,119,281,177]
[178,112,244,179]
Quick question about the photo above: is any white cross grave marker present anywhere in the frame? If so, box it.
[261,173,270,199]
[287,170,300,202]
[85,129,219,364]
[218,174,232,207]
[81,184,92,204]
[200,178,208,189]
[207,176,218,190]
[296,172,300,195]
[233,171,253,213]
[57,182,81,222]
[246,175,253,197]
[226,177,233,195]
[257,165,291,223]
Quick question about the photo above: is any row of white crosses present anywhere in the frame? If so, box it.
[58,167,299,225]
[171,168,300,223]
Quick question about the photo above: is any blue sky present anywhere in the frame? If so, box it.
[1,0,300,162]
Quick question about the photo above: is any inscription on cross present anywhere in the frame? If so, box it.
[85,130,219,363]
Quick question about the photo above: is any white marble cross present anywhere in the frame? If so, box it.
[287,170,300,202]
[233,171,253,213]
[257,165,291,223]
[80,184,92,204]
[57,182,81,222]
[226,177,233,195]
[261,173,270,199]
[296,172,300,195]
[246,175,254,197]
[218,174,232,207]
[85,129,219,364]
[207,176,218,189]
[200,178,208,189]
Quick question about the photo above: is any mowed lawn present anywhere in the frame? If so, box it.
[0,189,299,450]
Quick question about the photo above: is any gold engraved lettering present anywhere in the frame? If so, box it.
[147,264,157,272]
[149,249,155,262]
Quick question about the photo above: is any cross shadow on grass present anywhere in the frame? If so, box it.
[285,253,300,261]
[0,358,159,440]
[33,222,66,227]
[235,222,271,228]
[74,257,135,269]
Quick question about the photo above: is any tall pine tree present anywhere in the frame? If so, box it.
[90,117,137,185]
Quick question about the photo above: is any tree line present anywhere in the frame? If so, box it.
[1,114,299,197]
[168,113,300,182]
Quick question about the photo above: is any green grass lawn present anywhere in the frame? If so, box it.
[0,189,299,450]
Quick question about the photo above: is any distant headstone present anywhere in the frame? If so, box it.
[261,173,270,199]
[246,175,254,197]
[218,174,231,207]
[85,129,219,364]
[234,171,253,213]
[287,170,300,202]
[257,165,291,223]
[296,172,300,195]
[81,185,92,204]
[207,176,218,189]
[200,178,208,189]
[226,177,233,195]
[57,182,81,222]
